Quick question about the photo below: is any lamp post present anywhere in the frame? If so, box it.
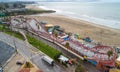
[12,31,17,54]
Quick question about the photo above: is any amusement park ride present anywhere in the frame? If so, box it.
[10,16,118,71]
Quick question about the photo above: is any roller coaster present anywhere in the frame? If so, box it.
[10,16,117,71]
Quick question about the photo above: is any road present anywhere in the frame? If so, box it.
[0,32,68,72]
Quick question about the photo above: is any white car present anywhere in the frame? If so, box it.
[0,67,3,72]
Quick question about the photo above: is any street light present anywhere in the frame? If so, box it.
[12,30,18,54]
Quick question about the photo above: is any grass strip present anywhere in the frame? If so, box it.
[0,24,24,40]
[26,34,61,59]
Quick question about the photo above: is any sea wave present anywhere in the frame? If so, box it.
[39,6,120,29]
[39,6,76,14]
[81,14,120,29]
[39,6,49,10]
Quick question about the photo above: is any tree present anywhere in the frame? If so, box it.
[54,53,62,60]
[55,33,58,38]
[65,42,70,48]
[24,62,33,69]
[52,29,58,38]
[67,32,72,36]
[75,65,87,72]
[107,50,113,59]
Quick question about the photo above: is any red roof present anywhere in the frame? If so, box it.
[19,68,30,72]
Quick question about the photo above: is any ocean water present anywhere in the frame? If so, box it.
[37,2,120,29]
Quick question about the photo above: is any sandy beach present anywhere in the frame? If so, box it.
[26,5,120,47]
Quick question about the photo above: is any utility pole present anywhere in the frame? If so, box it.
[12,29,17,54]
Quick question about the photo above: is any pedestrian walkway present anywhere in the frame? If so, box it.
[3,53,25,72]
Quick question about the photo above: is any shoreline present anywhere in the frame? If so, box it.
[26,5,120,47]
[36,4,120,30]
[25,4,44,10]
[37,13,120,32]
[26,4,120,31]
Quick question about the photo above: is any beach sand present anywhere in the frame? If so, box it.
[26,5,120,47]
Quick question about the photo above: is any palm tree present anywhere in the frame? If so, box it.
[55,33,58,38]
[26,62,30,67]
[107,50,113,59]
[24,62,33,70]
[67,32,72,36]
[52,29,58,39]
[65,42,70,48]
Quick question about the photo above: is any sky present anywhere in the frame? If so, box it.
[0,0,120,2]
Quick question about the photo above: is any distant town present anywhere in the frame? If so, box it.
[0,2,55,17]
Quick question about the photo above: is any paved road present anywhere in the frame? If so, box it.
[0,32,68,72]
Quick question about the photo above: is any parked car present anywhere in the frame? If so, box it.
[16,60,24,65]
[0,67,3,72]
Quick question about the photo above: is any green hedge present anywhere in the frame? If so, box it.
[26,34,61,59]
[5,31,24,40]
[0,24,24,40]
[0,24,7,30]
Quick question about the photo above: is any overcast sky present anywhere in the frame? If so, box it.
[0,0,120,2]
